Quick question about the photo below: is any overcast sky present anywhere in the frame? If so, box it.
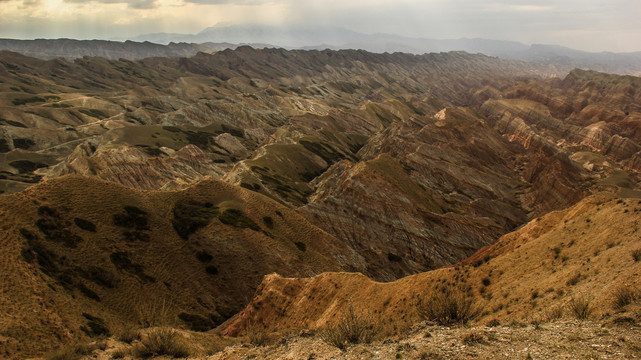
[0,0,639,52]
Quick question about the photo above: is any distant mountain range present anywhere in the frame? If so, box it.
[0,38,238,61]
[1,24,641,75]
[130,24,641,75]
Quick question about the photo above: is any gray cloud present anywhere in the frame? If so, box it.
[1,0,640,52]
[63,0,158,9]
[180,0,275,4]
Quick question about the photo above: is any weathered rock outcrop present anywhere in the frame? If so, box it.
[222,194,641,337]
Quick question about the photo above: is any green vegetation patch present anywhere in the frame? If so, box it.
[365,103,400,127]
[113,206,149,230]
[240,182,261,191]
[196,250,213,263]
[177,309,235,332]
[12,138,35,150]
[12,96,45,106]
[35,206,83,248]
[328,81,359,94]
[299,139,344,166]
[135,144,164,157]
[20,228,60,275]
[0,139,9,153]
[388,253,402,262]
[78,266,116,289]
[0,118,27,127]
[262,216,274,229]
[294,241,307,252]
[20,226,114,302]
[79,108,108,119]
[172,200,219,239]
[218,208,260,231]
[73,218,96,232]
[109,251,154,283]
[184,129,216,149]
[9,160,48,173]
[47,103,73,108]
[177,312,218,332]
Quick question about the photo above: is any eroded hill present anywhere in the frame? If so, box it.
[222,193,641,337]
[1,48,641,358]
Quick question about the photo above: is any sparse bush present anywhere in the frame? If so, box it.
[262,216,274,229]
[566,273,583,286]
[133,328,191,358]
[568,297,593,320]
[388,253,402,262]
[545,306,564,321]
[632,249,641,262]
[420,286,479,325]
[321,302,380,350]
[470,258,483,268]
[196,250,213,263]
[294,241,307,252]
[172,200,218,239]
[80,313,109,337]
[134,298,172,327]
[205,265,219,275]
[612,286,638,310]
[486,319,500,327]
[74,217,96,232]
[462,331,485,345]
[481,278,491,287]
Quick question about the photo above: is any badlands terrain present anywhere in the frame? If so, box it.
[0,46,640,359]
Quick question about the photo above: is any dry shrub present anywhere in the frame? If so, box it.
[321,302,380,350]
[45,342,106,360]
[134,298,172,327]
[632,249,641,262]
[486,319,500,327]
[462,331,486,345]
[117,327,141,343]
[246,322,269,346]
[568,297,593,320]
[420,286,479,325]
[133,328,191,358]
[545,306,564,321]
[612,286,639,310]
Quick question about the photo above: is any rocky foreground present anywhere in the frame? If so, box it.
[46,318,641,360]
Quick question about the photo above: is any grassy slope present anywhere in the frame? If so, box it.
[0,175,352,358]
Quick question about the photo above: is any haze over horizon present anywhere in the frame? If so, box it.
[0,0,640,53]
